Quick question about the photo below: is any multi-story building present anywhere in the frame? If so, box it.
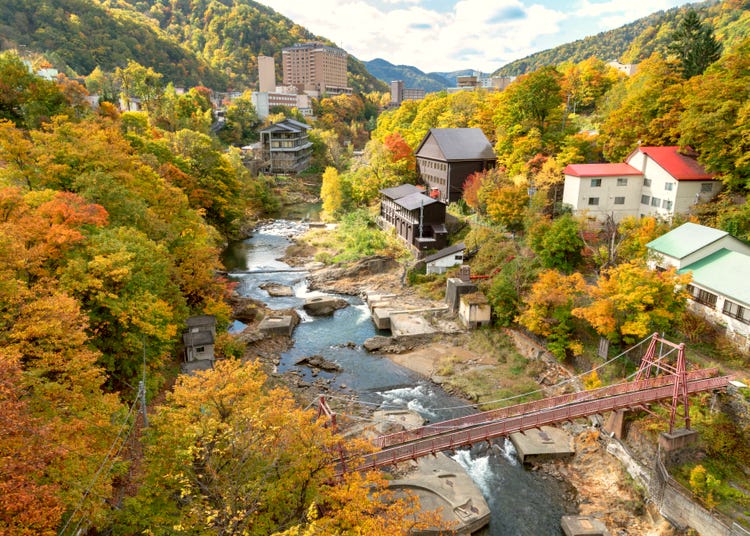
[379,184,447,251]
[390,80,426,105]
[562,146,721,222]
[281,42,351,96]
[415,128,497,204]
[647,223,750,350]
[259,118,313,174]
[257,55,276,92]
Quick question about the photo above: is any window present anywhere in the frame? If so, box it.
[641,195,650,205]
[643,178,651,187]
[614,196,625,205]
[590,178,602,187]
[687,284,717,308]
[701,183,713,193]
[665,182,674,191]
[662,199,673,210]
[617,178,628,186]
[588,197,599,206]
[196,346,206,353]
[651,196,661,207]
[723,300,750,324]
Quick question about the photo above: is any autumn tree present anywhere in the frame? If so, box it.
[598,54,685,162]
[517,270,586,360]
[478,168,529,233]
[678,37,750,191]
[321,166,344,218]
[119,359,440,535]
[668,8,722,79]
[527,214,584,273]
[572,262,691,345]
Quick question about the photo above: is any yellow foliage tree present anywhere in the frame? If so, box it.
[572,262,691,344]
[121,359,444,535]
[321,166,343,218]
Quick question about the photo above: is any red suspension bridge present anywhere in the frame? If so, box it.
[322,333,733,474]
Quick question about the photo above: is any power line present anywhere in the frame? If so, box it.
[57,384,143,536]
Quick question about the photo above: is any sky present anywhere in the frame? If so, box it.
[254,0,696,73]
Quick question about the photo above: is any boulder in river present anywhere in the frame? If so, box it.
[260,282,294,297]
[295,354,342,372]
[303,296,348,316]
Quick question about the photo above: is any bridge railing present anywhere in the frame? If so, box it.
[352,374,731,473]
[375,368,719,448]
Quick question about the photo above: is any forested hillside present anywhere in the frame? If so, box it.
[0,0,227,88]
[364,58,452,92]
[0,0,387,93]
[496,0,750,75]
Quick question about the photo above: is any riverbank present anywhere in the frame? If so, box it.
[271,226,680,535]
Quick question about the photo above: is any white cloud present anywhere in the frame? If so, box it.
[255,0,692,73]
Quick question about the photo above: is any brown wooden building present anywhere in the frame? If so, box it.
[259,118,313,174]
[415,128,496,204]
[379,184,447,252]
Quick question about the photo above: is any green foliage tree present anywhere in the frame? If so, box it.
[217,91,261,146]
[527,214,584,273]
[668,8,722,78]
[0,51,69,129]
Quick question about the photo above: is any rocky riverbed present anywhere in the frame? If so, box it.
[228,228,678,536]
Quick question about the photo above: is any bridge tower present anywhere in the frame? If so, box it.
[635,332,690,434]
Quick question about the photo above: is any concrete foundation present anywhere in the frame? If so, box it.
[604,409,628,439]
[389,312,437,337]
[561,515,610,536]
[389,452,491,536]
[510,426,575,464]
[258,315,295,336]
[658,428,699,452]
[371,307,394,330]
[445,278,478,312]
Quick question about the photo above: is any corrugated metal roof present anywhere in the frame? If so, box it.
[633,146,713,181]
[563,163,642,177]
[423,242,466,264]
[416,128,496,161]
[646,222,728,259]
[679,249,750,306]
[396,192,440,210]
[380,184,422,200]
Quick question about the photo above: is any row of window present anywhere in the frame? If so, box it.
[640,195,674,210]
[590,178,714,193]
[588,197,625,206]
[686,285,750,324]
[422,160,447,172]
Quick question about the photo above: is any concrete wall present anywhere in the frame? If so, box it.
[606,440,749,535]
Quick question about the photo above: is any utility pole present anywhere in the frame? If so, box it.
[140,335,148,427]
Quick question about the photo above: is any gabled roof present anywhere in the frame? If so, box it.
[380,184,422,200]
[396,192,441,211]
[260,118,311,134]
[415,128,496,162]
[563,163,642,177]
[646,222,728,259]
[629,146,713,181]
[679,249,750,306]
[423,242,466,264]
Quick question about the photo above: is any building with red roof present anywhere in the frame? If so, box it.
[562,146,720,221]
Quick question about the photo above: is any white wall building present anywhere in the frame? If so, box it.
[563,146,721,222]
[647,223,750,350]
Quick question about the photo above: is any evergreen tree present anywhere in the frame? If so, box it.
[668,8,722,79]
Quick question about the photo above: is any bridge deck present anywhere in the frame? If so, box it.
[348,373,731,473]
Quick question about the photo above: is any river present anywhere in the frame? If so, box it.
[222,220,569,535]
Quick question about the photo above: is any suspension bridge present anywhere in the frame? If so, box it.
[320,333,733,474]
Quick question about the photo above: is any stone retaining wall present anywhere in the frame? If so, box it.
[607,439,750,536]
